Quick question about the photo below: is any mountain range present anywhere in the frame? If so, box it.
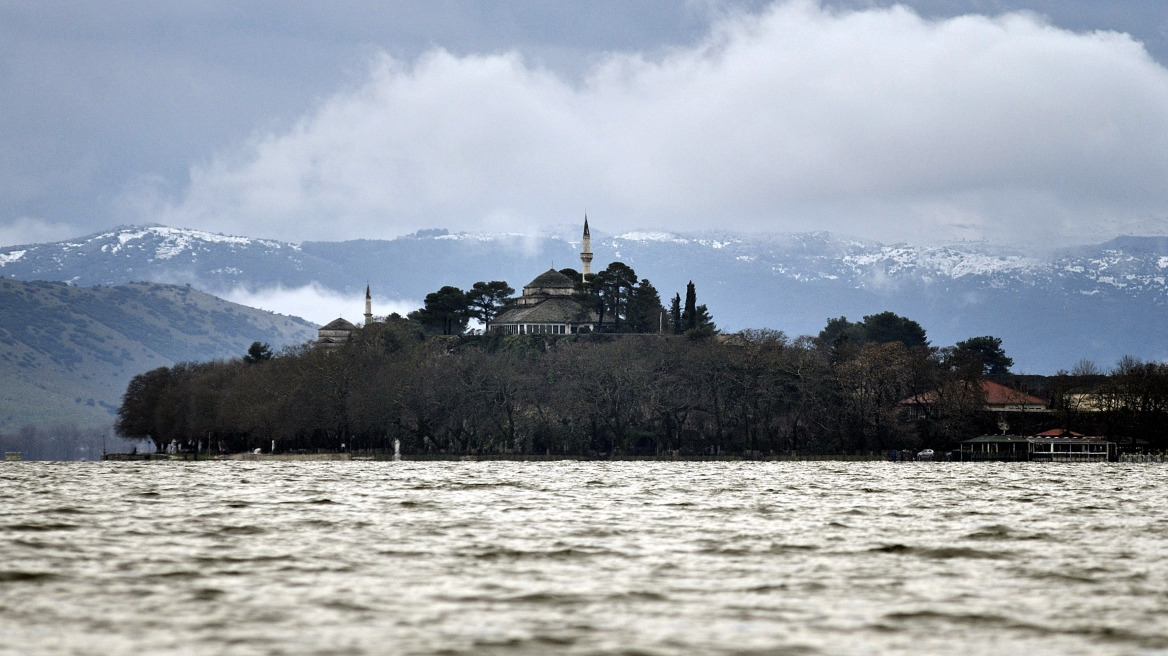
[3,225,1167,374]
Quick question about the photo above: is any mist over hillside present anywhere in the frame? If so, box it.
[0,278,316,431]
[2,225,1167,373]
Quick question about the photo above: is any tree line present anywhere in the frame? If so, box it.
[112,299,1168,456]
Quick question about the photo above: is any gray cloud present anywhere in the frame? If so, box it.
[152,2,1168,246]
[4,1,1168,248]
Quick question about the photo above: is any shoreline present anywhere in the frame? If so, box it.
[105,452,892,462]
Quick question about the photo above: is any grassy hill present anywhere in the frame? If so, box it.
[0,279,317,431]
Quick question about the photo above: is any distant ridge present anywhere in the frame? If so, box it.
[3,225,1168,372]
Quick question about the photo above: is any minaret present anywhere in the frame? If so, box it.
[364,285,372,326]
[580,215,593,281]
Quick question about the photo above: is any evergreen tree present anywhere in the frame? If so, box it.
[677,281,716,337]
[670,293,682,334]
[466,280,514,333]
[682,281,697,331]
[861,311,928,349]
[953,336,1013,376]
[589,262,638,331]
[411,286,470,335]
[243,341,273,364]
[626,278,665,333]
[689,304,717,337]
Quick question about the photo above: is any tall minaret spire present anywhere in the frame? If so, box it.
[364,284,373,326]
[580,214,593,281]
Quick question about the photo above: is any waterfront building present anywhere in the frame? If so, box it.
[959,432,1115,461]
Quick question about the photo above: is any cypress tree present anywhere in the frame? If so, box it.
[670,293,682,334]
[682,281,697,331]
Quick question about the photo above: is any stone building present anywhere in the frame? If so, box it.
[316,317,357,349]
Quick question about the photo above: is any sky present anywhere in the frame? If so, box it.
[4,0,1168,249]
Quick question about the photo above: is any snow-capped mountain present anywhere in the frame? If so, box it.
[2,225,1167,372]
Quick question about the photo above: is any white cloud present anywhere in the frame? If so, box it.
[0,217,82,248]
[158,1,1168,246]
[220,283,420,326]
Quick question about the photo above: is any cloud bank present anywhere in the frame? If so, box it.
[157,1,1168,246]
[221,283,419,327]
[0,218,81,248]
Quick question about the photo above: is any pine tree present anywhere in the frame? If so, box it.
[243,341,273,364]
[466,280,514,333]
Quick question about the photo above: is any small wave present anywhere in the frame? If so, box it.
[146,570,204,580]
[964,524,1014,540]
[276,498,336,505]
[320,599,374,613]
[45,506,87,515]
[965,525,1051,541]
[745,583,789,593]
[471,546,616,561]
[1022,570,1102,584]
[455,634,580,654]
[193,554,285,565]
[882,609,1167,647]
[212,525,266,536]
[191,587,225,601]
[608,590,668,602]
[883,609,1014,628]
[503,592,589,604]
[451,481,527,490]
[769,543,818,553]
[0,570,60,583]
[869,544,1008,560]
[295,519,337,528]
[4,522,79,532]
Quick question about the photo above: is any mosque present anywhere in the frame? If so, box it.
[317,218,599,346]
[491,218,599,335]
[315,285,373,349]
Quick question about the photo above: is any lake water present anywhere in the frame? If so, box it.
[2,461,1167,655]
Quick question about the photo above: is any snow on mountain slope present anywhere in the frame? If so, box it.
[6,225,1168,300]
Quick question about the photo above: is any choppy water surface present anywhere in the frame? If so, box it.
[3,462,1168,656]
